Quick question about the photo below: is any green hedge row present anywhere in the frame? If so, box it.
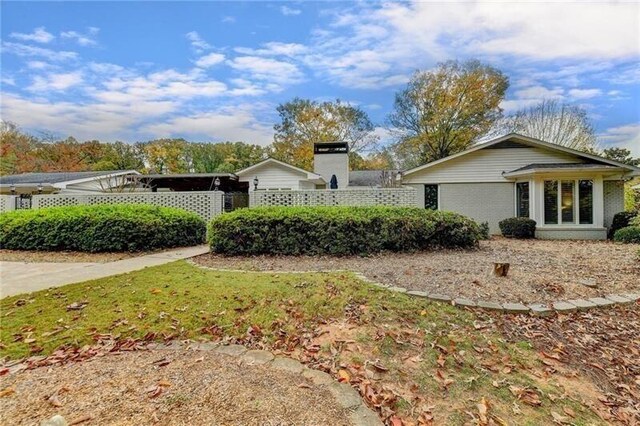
[208,206,481,256]
[498,217,536,239]
[0,204,206,252]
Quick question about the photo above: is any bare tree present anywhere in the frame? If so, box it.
[497,100,597,152]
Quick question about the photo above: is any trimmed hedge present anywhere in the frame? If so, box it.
[498,217,536,239]
[0,204,206,252]
[614,226,640,244]
[208,206,481,256]
[608,211,637,239]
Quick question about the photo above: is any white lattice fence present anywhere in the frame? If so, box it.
[0,195,17,214]
[249,188,417,208]
[31,191,225,221]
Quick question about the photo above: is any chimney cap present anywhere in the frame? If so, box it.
[314,142,349,154]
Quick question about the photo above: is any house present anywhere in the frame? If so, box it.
[235,142,398,191]
[401,133,640,239]
[0,170,140,194]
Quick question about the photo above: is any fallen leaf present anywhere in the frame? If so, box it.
[338,369,351,383]
[477,397,489,425]
[0,387,15,398]
[150,288,162,295]
[562,406,575,418]
[48,393,63,407]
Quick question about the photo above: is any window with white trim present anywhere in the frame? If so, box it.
[543,179,593,225]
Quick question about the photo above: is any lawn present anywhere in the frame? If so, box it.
[0,261,631,424]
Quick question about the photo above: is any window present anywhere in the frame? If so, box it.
[578,180,593,224]
[424,185,438,210]
[516,182,529,218]
[544,181,558,224]
[544,179,594,225]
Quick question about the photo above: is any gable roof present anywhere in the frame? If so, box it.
[234,158,325,181]
[403,133,640,177]
[0,170,139,186]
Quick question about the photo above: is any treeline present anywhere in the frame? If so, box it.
[2,59,638,176]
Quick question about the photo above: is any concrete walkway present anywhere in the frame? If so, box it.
[0,245,209,298]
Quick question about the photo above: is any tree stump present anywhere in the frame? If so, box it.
[492,262,510,277]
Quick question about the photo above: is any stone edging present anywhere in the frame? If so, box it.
[149,340,383,426]
[351,272,640,316]
[187,261,640,316]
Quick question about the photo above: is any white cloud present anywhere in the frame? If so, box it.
[28,71,84,92]
[501,85,565,113]
[61,27,99,46]
[598,124,640,157]
[221,16,236,24]
[235,42,308,57]
[227,56,304,87]
[142,105,274,145]
[568,88,602,100]
[280,6,302,16]
[9,27,54,43]
[27,61,52,70]
[185,31,211,53]
[195,52,226,68]
[1,42,78,61]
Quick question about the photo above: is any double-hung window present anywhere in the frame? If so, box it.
[543,179,593,225]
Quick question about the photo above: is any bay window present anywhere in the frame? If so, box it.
[544,179,593,225]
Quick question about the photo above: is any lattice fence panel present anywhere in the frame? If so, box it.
[30,191,224,222]
[250,188,417,208]
[0,196,17,214]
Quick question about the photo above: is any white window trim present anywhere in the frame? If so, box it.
[542,178,594,226]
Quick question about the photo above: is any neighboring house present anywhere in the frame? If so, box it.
[235,142,398,191]
[0,170,140,194]
[402,133,640,239]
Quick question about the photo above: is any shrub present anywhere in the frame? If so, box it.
[613,226,640,244]
[208,206,481,256]
[498,217,536,239]
[0,204,206,252]
[608,211,637,239]
[478,222,491,240]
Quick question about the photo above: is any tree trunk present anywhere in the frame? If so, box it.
[493,262,510,277]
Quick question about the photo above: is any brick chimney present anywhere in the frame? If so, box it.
[313,142,349,189]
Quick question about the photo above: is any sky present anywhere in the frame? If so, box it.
[1,1,639,155]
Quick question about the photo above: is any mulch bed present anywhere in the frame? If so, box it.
[193,238,640,304]
[0,349,350,426]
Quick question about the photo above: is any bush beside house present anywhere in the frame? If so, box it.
[498,217,537,239]
[0,204,206,252]
[208,206,481,256]
[608,211,638,239]
[613,215,640,244]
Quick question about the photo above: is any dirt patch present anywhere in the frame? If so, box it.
[0,250,150,263]
[0,349,351,426]
[193,238,640,304]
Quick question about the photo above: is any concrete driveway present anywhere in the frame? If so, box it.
[0,245,209,298]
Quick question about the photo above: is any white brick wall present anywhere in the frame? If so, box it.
[249,188,417,208]
[30,191,225,222]
[603,180,625,228]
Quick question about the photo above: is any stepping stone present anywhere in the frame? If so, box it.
[528,304,554,317]
[578,278,597,288]
[428,293,452,302]
[302,368,334,385]
[407,290,429,298]
[453,298,476,307]
[621,293,640,302]
[241,349,275,365]
[388,286,407,293]
[214,344,247,357]
[271,357,304,374]
[477,301,504,311]
[552,301,577,313]
[605,294,634,304]
[566,299,597,310]
[588,297,615,307]
[194,342,219,351]
[327,382,362,409]
[502,303,530,313]
[350,405,384,426]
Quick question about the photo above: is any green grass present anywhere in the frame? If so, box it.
[0,260,604,424]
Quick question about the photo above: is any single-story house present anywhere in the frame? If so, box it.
[234,142,399,191]
[402,133,640,239]
[0,170,140,194]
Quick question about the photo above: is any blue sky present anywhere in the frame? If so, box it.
[1,1,639,154]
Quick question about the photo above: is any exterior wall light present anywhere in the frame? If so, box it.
[253,176,259,190]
